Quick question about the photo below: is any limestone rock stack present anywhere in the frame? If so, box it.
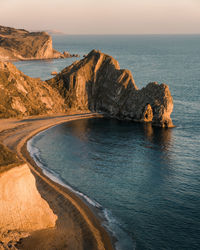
[48,50,174,127]
[0,46,173,126]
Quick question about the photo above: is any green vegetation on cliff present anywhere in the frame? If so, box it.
[0,143,22,172]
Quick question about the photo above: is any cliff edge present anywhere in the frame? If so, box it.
[0,144,57,249]
[47,50,174,127]
[0,25,66,61]
[0,164,57,249]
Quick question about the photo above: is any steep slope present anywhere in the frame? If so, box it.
[0,62,66,118]
[0,164,57,249]
[0,144,57,248]
[47,50,174,127]
[0,25,64,60]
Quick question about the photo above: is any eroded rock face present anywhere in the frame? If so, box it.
[0,62,66,118]
[0,25,64,60]
[0,164,57,248]
[47,50,174,127]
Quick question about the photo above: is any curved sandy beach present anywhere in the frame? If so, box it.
[0,113,114,250]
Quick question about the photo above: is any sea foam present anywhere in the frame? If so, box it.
[27,134,135,250]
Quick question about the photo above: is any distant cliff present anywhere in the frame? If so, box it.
[0,25,70,61]
[47,50,174,127]
[0,62,66,118]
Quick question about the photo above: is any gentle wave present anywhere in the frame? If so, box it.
[27,138,101,208]
[27,136,135,250]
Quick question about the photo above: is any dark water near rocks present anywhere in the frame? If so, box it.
[16,35,200,249]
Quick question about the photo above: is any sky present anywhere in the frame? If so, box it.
[0,0,200,34]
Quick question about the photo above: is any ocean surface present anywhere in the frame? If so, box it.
[15,35,200,250]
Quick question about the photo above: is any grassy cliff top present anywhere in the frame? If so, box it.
[0,143,22,173]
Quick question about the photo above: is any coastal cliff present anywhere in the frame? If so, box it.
[0,49,173,126]
[0,164,57,249]
[0,25,71,61]
[0,144,57,249]
[0,62,66,118]
[47,50,174,127]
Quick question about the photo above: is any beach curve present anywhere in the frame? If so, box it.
[0,112,114,250]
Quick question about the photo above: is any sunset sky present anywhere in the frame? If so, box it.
[1,0,200,34]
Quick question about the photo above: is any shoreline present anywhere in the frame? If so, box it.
[4,55,79,63]
[0,113,114,250]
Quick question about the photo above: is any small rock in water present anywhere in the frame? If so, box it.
[51,71,58,75]
[63,51,71,58]
[63,51,80,58]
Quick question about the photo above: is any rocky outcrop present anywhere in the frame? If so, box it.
[51,71,58,75]
[0,48,173,126]
[0,25,76,61]
[47,50,174,127]
[63,51,80,58]
[0,62,66,118]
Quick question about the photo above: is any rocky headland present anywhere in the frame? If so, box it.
[0,25,79,61]
[0,50,173,127]
[47,49,174,127]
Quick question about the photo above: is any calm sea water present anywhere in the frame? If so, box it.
[18,35,200,250]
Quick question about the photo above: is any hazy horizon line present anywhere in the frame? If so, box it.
[1,24,200,36]
[50,33,200,36]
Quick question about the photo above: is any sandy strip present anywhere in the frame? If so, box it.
[0,113,114,250]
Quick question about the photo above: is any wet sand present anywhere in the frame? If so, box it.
[0,113,114,250]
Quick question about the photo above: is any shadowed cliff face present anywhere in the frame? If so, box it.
[47,50,174,127]
[0,25,64,61]
[0,143,22,173]
[0,62,67,118]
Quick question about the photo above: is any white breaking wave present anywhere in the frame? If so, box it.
[27,136,135,250]
[28,137,101,209]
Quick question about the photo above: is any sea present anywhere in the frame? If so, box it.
[15,35,200,250]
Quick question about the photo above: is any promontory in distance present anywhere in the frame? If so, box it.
[0,25,79,61]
